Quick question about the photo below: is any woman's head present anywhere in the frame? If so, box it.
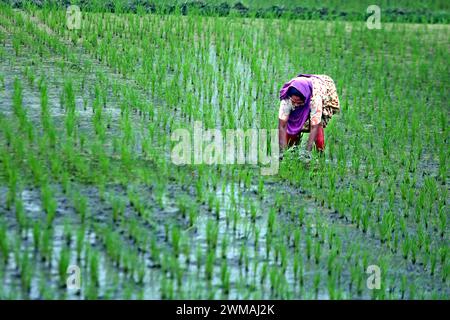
[287,86,306,107]
[279,75,313,108]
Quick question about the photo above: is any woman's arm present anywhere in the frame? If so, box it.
[307,88,323,152]
[278,99,291,154]
[279,118,288,152]
[306,124,320,151]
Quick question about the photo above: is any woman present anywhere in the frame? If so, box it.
[278,73,340,155]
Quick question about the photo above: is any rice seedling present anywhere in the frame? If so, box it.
[32,220,40,251]
[402,236,411,260]
[171,226,181,258]
[205,249,215,281]
[313,273,321,298]
[19,249,32,294]
[39,224,53,263]
[73,192,88,223]
[89,248,100,287]
[12,34,21,56]
[305,234,312,261]
[0,224,8,264]
[206,219,219,252]
[111,195,125,222]
[41,183,57,226]
[58,246,70,287]
[314,241,322,265]
[14,197,27,231]
[74,226,84,262]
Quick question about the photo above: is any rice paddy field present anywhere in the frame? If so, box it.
[0,1,448,300]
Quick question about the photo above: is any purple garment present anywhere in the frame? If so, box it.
[279,74,318,135]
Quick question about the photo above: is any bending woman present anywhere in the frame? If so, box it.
[278,73,340,154]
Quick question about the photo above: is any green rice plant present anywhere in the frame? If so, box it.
[361,210,369,233]
[112,196,125,222]
[293,229,301,251]
[220,260,230,295]
[0,224,8,264]
[408,282,417,300]
[28,153,44,185]
[280,243,288,273]
[206,219,219,252]
[62,219,72,246]
[221,234,229,260]
[327,249,337,276]
[314,240,322,265]
[188,204,197,227]
[12,34,21,56]
[379,211,395,243]
[442,260,449,283]
[305,234,312,260]
[85,281,99,300]
[13,78,30,131]
[76,226,84,261]
[267,207,276,234]
[14,197,27,231]
[194,244,203,273]
[41,183,57,226]
[171,225,181,257]
[313,273,321,298]
[73,192,88,223]
[399,216,407,236]
[327,274,337,300]
[89,248,100,286]
[102,228,121,267]
[207,192,215,212]
[20,249,32,294]
[238,242,247,268]
[135,258,146,285]
[259,262,268,286]
[24,66,35,87]
[181,236,191,265]
[438,205,447,238]
[160,275,173,300]
[265,232,272,260]
[297,207,305,226]
[5,171,17,212]
[294,252,303,284]
[430,250,438,276]
[32,220,40,251]
[269,267,278,292]
[175,194,189,219]
[257,176,264,199]
[58,246,70,287]
[214,197,221,220]
[146,234,159,267]
[250,202,257,222]
[401,236,410,260]
[205,249,215,281]
[40,227,53,264]
[350,203,362,227]
[438,246,447,268]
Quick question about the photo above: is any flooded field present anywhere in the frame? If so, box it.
[0,3,448,299]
